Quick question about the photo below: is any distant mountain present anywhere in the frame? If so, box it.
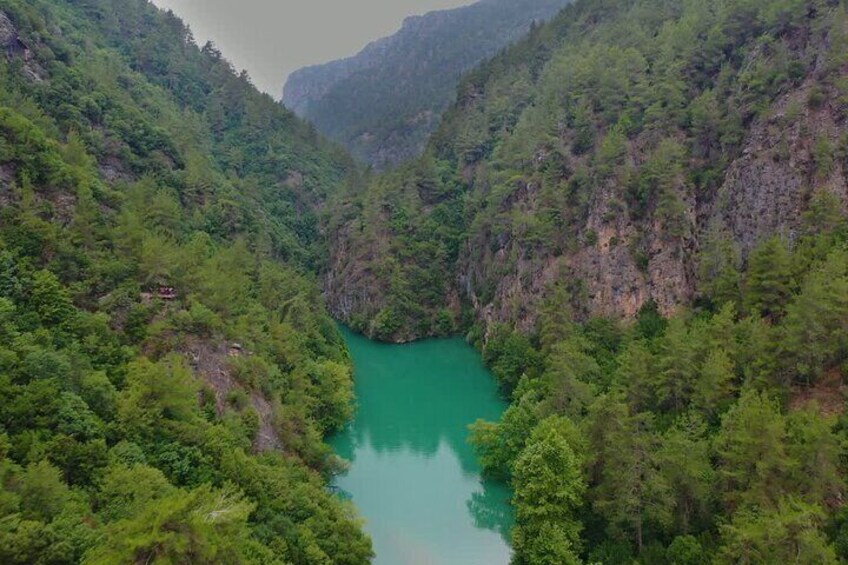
[283,0,570,169]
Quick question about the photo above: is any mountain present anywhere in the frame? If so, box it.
[282,0,571,169]
[6,0,848,562]
[326,0,848,560]
[0,0,371,562]
[326,0,848,343]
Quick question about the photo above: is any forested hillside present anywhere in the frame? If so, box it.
[0,0,371,562]
[282,0,570,169]
[325,0,848,562]
[7,0,848,562]
[327,0,848,342]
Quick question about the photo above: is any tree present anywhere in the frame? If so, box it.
[543,336,598,418]
[699,227,742,307]
[785,407,844,507]
[470,390,541,480]
[484,325,541,394]
[96,464,175,522]
[27,270,75,329]
[716,498,837,565]
[117,357,202,442]
[693,349,735,419]
[744,237,794,320]
[591,397,672,551]
[83,484,270,565]
[655,317,698,413]
[19,460,71,522]
[309,360,354,433]
[512,423,586,564]
[713,389,790,512]
[616,340,657,411]
[780,250,848,384]
[666,535,706,565]
[658,415,714,534]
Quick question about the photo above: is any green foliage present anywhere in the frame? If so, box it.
[330,0,845,342]
[483,325,542,393]
[716,498,837,564]
[511,422,585,564]
[744,236,794,320]
[85,484,267,565]
[471,236,848,561]
[0,0,370,562]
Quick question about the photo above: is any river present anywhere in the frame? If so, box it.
[329,327,513,564]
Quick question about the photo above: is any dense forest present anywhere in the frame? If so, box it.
[282,0,569,169]
[324,0,848,562]
[0,0,371,562]
[5,0,848,563]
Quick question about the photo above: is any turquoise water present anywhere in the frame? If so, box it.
[329,328,513,564]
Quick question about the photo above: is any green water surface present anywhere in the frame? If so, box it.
[330,328,513,564]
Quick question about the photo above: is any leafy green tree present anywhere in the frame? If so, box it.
[543,336,598,418]
[484,325,541,393]
[117,357,202,442]
[470,390,541,480]
[666,535,705,565]
[512,423,586,564]
[84,484,270,565]
[654,317,698,413]
[785,407,844,507]
[96,464,175,522]
[19,460,71,522]
[693,349,735,419]
[308,359,354,433]
[27,270,75,329]
[716,498,837,565]
[699,228,742,307]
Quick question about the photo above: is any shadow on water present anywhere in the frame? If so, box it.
[468,480,514,541]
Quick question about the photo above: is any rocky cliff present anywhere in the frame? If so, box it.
[323,0,848,342]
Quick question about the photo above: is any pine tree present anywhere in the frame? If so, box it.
[744,236,794,320]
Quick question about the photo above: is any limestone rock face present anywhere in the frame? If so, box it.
[450,84,848,335]
[716,83,848,255]
[0,12,17,48]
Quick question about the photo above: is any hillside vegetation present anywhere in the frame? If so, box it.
[283,0,570,169]
[6,0,848,562]
[325,0,848,562]
[0,0,371,562]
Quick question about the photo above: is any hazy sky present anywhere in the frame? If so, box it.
[150,0,475,97]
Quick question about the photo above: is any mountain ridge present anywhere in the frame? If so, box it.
[283,0,571,169]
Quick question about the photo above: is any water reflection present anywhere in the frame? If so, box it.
[467,481,514,541]
[329,328,513,564]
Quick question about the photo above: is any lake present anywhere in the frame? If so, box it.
[329,327,513,564]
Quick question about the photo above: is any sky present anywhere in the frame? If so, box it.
[150,0,475,97]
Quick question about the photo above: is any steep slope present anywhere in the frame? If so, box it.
[0,0,370,563]
[283,0,570,169]
[326,0,848,342]
[324,1,848,562]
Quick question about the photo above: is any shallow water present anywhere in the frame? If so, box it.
[329,328,513,565]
